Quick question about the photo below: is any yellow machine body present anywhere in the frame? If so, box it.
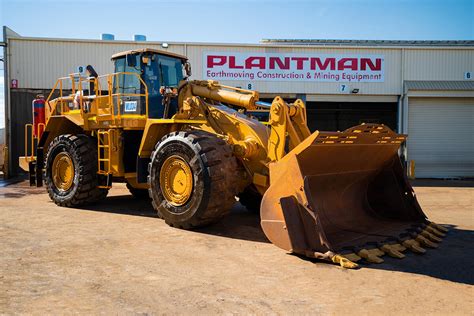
[20,49,447,268]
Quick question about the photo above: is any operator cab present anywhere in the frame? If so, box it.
[111,48,190,118]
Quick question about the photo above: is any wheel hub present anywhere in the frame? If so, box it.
[160,155,193,206]
[52,152,74,191]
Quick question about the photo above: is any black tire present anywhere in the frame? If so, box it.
[126,182,150,199]
[148,130,240,228]
[45,134,108,207]
[238,185,262,213]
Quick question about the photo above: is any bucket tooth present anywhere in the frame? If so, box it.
[425,225,446,238]
[358,249,384,264]
[402,239,426,254]
[429,222,448,234]
[332,254,359,269]
[380,244,405,259]
[415,235,438,248]
[390,243,407,252]
[421,230,442,243]
[341,253,362,262]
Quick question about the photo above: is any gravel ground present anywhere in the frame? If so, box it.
[0,180,473,314]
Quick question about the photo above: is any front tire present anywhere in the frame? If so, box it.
[148,131,240,228]
[45,134,108,207]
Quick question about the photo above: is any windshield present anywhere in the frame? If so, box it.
[144,55,184,90]
[158,55,184,86]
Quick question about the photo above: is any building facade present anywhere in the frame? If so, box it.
[3,27,474,178]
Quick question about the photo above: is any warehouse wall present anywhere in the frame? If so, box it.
[8,38,185,90]
[8,37,473,95]
[404,49,473,81]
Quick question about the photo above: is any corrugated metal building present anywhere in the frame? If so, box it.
[3,27,474,178]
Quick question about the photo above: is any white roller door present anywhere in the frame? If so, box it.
[407,97,474,178]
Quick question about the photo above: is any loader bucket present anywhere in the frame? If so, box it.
[261,124,447,267]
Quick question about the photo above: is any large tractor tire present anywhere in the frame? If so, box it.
[238,185,262,213]
[148,130,240,229]
[45,134,108,207]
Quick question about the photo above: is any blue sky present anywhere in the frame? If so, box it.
[0,0,473,129]
[1,0,473,42]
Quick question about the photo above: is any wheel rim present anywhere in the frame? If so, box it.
[52,152,74,191]
[160,155,193,206]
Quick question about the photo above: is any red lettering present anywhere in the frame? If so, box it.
[361,58,381,71]
[269,57,290,70]
[338,58,358,71]
[245,57,266,69]
[229,56,244,69]
[291,57,309,70]
[207,55,226,68]
[310,58,336,70]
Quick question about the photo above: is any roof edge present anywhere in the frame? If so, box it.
[111,48,187,60]
[261,39,474,47]
[404,80,474,91]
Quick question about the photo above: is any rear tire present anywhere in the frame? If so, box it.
[45,134,108,207]
[148,131,240,228]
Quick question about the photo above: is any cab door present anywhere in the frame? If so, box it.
[113,55,146,116]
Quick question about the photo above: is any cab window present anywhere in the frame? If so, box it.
[157,55,184,87]
[123,54,141,94]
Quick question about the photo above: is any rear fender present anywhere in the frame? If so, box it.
[40,116,84,152]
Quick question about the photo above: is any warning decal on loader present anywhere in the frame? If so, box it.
[124,101,138,112]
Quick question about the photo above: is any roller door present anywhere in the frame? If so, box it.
[407,97,474,178]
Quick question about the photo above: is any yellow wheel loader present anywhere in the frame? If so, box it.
[19,48,447,268]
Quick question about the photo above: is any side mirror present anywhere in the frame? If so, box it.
[126,54,137,67]
[184,61,192,77]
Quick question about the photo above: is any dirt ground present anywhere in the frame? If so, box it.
[1,179,473,315]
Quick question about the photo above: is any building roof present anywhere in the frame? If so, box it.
[5,27,472,50]
[261,39,474,47]
[111,48,187,60]
[404,80,474,91]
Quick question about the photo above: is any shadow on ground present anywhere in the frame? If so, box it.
[81,195,269,244]
[80,195,474,285]
[362,225,474,285]
[296,225,474,285]
[79,195,157,218]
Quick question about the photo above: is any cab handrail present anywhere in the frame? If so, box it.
[46,72,149,120]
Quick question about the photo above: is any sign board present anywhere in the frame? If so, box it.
[203,52,384,83]
[464,72,472,80]
[11,79,18,88]
[124,101,138,112]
